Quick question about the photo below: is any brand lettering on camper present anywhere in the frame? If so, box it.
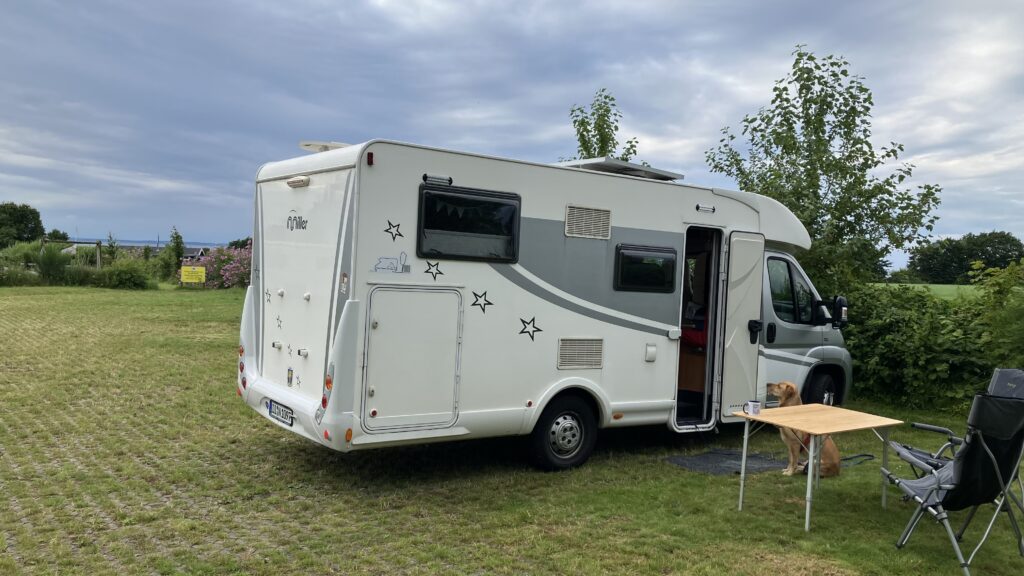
[286,211,308,231]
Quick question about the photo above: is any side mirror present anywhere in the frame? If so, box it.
[831,296,848,329]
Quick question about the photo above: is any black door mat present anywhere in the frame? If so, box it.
[666,449,780,475]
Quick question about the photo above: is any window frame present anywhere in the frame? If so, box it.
[416,184,521,263]
[613,244,677,293]
[766,255,818,325]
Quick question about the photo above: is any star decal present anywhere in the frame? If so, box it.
[519,317,542,341]
[471,291,493,314]
[384,220,404,241]
[425,261,444,281]
[276,315,282,329]
[264,289,272,303]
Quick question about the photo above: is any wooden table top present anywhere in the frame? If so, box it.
[730,404,903,435]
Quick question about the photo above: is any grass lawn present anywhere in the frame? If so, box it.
[880,283,979,300]
[1,286,1022,575]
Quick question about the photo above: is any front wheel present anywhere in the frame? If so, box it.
[529,395,597,471]
[807,372,838,405]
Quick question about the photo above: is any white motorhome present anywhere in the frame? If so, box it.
[237,140,850,469]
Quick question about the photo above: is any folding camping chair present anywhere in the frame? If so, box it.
[895,368,1024,497]
[882,393,1024,575]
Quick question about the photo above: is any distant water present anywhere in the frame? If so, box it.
[71,237,225,248]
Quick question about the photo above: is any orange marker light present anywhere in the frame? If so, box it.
[325,374,333,391]
[238,345,244,357]
[345,428,353,442]
[612,413,624,420]
[236,387,242,396]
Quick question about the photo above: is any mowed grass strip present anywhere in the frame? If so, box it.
[1,286,1022,575]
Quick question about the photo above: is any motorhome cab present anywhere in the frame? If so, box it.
[237,140,851,469]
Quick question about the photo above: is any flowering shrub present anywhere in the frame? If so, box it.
[188,242,252,288]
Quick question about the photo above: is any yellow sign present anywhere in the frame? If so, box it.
[180,266,206,283]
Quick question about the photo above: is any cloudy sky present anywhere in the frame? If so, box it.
[2,0,1021,266]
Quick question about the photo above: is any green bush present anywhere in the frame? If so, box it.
[844,283,989,408]
[37,244,71,284]
[0,240,42,268]
[74,245,99,267]
[64,265,100,287]
[99,259,155,290]
[0,266,40,286]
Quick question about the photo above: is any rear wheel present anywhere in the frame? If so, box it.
[807,372,838,405]
[529,395,597,471]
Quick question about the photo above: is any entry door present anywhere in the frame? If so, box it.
[364,288,462,431]
[720,232,765,420]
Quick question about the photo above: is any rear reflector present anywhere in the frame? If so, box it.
[321,394,328,409]
[323,430,331,441]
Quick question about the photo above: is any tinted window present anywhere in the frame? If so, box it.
[615,245,676,293]
[794,271,815,323]
[768,257,817,324]
[767,258,796,322]
[418,187,520,262]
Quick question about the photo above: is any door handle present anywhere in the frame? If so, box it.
[747,319,763,344]
[767,322,777,344]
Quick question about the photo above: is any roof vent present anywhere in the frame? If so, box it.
[558,338,604,369]
[554,157,683,181]
[565,205,611,239]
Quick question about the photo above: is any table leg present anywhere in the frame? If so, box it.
[881,428,890,509]
[739,418,750,511]
[815,435,822,489]
[805,434,817,532]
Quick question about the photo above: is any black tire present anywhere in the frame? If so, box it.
[529,395,597,471]
[807,372,838,405]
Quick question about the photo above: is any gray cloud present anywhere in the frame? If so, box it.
[0,0,1021,262]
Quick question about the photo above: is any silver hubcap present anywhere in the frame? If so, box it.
[548,412,583,458]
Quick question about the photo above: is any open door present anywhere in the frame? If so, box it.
[720,231,765,421]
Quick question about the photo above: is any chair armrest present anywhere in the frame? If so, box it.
[911,422,956,436]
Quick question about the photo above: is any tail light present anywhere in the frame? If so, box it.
[241,376,247,390]
[239,361,244,373]
[315,363,335,425]
[238,344,244,357]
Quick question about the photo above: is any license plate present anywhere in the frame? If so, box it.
[268,400,294,426]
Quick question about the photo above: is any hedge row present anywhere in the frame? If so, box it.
[845,260,1024,409]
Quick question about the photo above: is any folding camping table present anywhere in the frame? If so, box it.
[733,404,903,531]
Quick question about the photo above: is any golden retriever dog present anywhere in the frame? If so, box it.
[766,381,840,477]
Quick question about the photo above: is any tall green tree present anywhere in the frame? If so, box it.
[909,231,1024,284]
[103,232,119,262]
[0,202,45,248]
[568,88,642,162]
[706,46,941,294]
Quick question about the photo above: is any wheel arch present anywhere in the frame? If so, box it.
[524,378,609,434]
[801,363,848,405]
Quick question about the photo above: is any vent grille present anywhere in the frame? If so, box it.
[565,205,611,239]
[557,338,604,369]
